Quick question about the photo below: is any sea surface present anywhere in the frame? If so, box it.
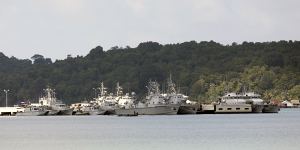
[0,108,299,150]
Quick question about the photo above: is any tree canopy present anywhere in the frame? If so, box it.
[0,40,300,106]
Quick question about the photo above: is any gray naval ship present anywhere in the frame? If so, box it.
[164,74,197,114]
[115,81,179,115]
[39,87,73,115]
[93,82,119,115]
[16,105,49,116]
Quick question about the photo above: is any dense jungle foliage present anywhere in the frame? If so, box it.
[0,40,300,105]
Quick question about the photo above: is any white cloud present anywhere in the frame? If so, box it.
[125,0,146,13]
[0,0,299,59]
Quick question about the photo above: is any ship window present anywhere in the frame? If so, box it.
[245,108,249,110]
[227,108,232,110]
[236,108,240,110]
[218,108,223,110]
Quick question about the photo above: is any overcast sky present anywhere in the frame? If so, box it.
[0,0,299,60]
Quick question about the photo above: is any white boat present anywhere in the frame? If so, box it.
[220,92,264,105]
[71,102,106,115]
[118,93,136,109]
[219,92,273,113]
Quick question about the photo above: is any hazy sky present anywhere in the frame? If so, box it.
[0,0,299,60]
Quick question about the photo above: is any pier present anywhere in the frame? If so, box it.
[0,107,24,116]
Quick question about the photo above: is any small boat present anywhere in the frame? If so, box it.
[262,104,280,113]
[71,102,103,115]
[73,105,106,115]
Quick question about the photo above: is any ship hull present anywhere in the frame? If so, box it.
[58,109,73,115]
[48,110,60,115]
[90,109,107,115]
[73,110,90,115]
[262,104,280,113]
[98,106,117,115]
[115,105,179,115]
[48,109,73,115]
[177,105,197,114]
[103,109,116,115]
[16,111,49,116]
[252,104,264,113]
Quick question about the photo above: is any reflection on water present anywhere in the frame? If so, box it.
[0,108,300,150]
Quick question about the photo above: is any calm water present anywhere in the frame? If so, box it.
[0,108,299,150]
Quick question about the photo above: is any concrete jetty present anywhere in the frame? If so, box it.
[0,107,24,115]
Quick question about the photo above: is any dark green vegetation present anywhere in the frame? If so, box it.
[1,41,300,105]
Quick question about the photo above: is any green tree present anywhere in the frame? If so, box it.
[288,85,300,99]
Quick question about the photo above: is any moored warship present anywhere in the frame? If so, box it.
[16,105,49,116]
[94,82,119,115]
[115,81,179,115]
[164,74,197,114]
[39,87,73,115]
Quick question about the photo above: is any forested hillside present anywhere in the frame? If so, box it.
[1,40,300,105]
